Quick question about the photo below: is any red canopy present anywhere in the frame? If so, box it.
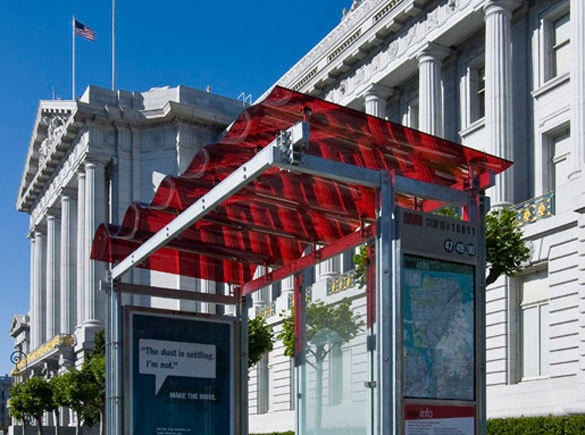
[91,86,511,285]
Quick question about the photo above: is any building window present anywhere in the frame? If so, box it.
[520,269,549,379]
[551,13,570,78]
[469,64,485,123]
[329,344,352,405]
[544,127,570,193]
[257,353,269,413]
[539,3,570,84]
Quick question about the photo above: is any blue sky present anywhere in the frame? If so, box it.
[0,0,347,375]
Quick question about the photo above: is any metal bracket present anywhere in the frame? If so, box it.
[364,381,377,389]
[277,121,309,166]
[99,279,112,293]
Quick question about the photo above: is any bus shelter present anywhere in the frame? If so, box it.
[91,86,511,435]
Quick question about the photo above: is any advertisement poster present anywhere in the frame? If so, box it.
[405,405,475,435]
[402,255,475,401]
[128,310,233,435]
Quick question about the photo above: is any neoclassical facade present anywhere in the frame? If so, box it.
[248,0,585,432]
[10,85,243,426]
[10,0,585,433]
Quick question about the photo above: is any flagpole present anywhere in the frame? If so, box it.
[72,15,76,100]
[112,0,116,91]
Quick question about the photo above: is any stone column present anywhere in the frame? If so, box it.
[253,267,267,307]
[318,256,339,280]
[417,42,451,136]
[32,230,46,349]
[46,215,60,339]
[483,0,519,206]
[76,170,86,329]
[363,84,393,118]
[60,194,77,334]
[28,234,35,337]
[84,160,106,328]
[570,0,585,180]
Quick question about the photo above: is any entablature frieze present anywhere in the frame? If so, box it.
[264,0,434,100]
[321,0,489,107]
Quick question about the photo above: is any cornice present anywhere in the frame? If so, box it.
[261,0,430,100]
[17,96,239,216]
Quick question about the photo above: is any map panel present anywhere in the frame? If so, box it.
[402,255,475,401]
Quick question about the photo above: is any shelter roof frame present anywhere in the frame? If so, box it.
[109,119,486,287]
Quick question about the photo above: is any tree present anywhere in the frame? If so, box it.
[9,377,54,435]
[50,375,70,435]
[352,208,530,288]
[485,208,530,285]
[278,300,364,433]
[82,331,106,435]
[55,369,89,435]
[248,315,274,368]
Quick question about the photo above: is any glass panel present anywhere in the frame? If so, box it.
[522,306,538,378]
[342,348,352,402]
[553,14,570,46]
[402,255,475,401]
[554,157,568,191]
[553,132,570,190]
[521,269,549,305]
[553,14,570,77]
[301,295,369,434]
[539,304,549,375]
[554,43,571,77]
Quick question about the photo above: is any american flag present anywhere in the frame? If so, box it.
[75,20,95,41]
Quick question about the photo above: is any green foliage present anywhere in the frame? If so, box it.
[278,300,364,364]
[352,245,369,289]
[487,415,585,434]
[92,329,105,357]
[248,315,274,368]
[9,376,54,430]
[352,208,531,289]
[485,208,531,285]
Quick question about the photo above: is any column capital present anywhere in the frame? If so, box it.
[416,42,452,64]
[84,158,108,170]
[482,0,522,18]
[364,83,394,101]
[59,187,77,201]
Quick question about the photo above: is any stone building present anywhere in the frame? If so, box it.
[0,375,12,432]
[10,84,243,428]
[10,0,585,433]
[248,0,585,432]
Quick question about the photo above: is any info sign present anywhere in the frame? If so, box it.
[126,308,234,435]
[398,208,481,435]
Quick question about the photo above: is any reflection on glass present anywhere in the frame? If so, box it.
[301,298,369,435]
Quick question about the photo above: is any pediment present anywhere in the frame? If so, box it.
[17,101,79,213]
[9,314,29,336]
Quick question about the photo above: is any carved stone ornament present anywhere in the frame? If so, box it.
[38,114,68,164]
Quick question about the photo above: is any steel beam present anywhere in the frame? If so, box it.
[274,153,382,188]
[394,174,471,206]
[114,282,237,305]
[241,224,376,295]
[111,133,284,280]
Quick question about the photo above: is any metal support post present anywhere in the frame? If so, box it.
[237,293,251,435]
[376,172,396,434]
[105,274,123,435]
[477,192,488,435]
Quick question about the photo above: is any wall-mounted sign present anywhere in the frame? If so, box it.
[405,404,475,435]
[127,309,234,435]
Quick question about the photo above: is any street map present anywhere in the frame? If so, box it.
[403,255,475,401]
